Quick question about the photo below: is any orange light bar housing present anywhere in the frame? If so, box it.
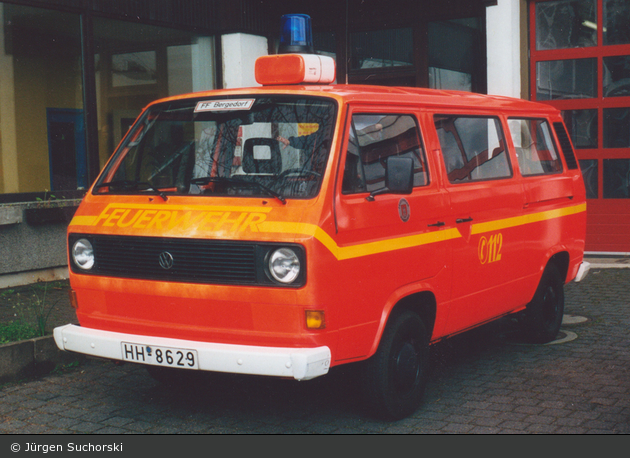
[255,54,336,86]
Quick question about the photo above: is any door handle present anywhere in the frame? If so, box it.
[456,217,473,223]
[428,221,445,227]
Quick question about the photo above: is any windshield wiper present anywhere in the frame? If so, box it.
[190,177,286,205]
[94,180,168,201]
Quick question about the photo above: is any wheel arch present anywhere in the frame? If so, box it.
[368,289,436,358]
[547,250,570,283]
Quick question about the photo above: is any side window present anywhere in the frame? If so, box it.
[342,114,429,194]
[434,115,511,183]
[508,118,563,176]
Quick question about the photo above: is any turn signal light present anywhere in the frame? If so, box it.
[305,310,326,329]
[69,289,78,309]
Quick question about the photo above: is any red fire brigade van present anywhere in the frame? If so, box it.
[54,15,588,420]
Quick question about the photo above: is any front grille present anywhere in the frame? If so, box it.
[75,235,258,285]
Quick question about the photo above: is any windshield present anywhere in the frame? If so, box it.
[95,96,337,200]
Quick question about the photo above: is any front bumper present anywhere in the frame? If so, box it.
[53,324,331,381]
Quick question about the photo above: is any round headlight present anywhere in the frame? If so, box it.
[268,248,300,284]
[72,238,94,270]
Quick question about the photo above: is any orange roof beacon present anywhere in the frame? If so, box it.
[54,15,589,420]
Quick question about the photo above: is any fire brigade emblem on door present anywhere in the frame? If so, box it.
[398,198,410,222]
[159,251,175,270]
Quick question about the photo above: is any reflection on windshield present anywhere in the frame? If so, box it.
[95,97,336,200]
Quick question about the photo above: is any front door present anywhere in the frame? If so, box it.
[334,108,452,358]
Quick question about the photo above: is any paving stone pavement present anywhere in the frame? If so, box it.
[1,268,629,434]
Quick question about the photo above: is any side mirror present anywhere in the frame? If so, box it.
[385,156,414,193]
[367,156,414,201]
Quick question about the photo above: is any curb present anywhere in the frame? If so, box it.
[584,255,630,269]
[587,261,630,269]
[0,335,84,384]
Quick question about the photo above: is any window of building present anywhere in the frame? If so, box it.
[0,3,217,197]
[535,0,597,50]
[93,18,216,169]
[603,0,630,45]
[603,158,630,198]
[536,58,598,100]
[603,55,630,97]
[579,158,599,198]
[562,109,598,149]
[350,28,413,70]
[332,0,486,90]
[0,3,84,194]
[313,30,336,60]
[428,18,483,92]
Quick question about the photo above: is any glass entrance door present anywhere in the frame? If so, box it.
[46,108,87,191]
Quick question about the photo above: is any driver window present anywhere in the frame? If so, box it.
[342,114,429,194]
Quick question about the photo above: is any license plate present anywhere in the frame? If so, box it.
[121,342,198,369]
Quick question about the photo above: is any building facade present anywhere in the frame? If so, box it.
[0,0,628,254]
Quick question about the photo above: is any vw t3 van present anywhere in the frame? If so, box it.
[54,17,588,421]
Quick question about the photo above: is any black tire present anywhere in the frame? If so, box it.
[360,310,429,421]
[523,264,565,344]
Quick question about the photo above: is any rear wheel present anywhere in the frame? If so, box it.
[360,310,429,420]
[522,264,565,344]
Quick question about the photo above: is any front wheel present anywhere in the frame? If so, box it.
[522,264,565,344]
[360,310,429,421]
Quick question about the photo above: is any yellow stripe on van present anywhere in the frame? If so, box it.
[333,228,461,261]
[258,221,461,260]
[471,202,586,235]
[69,202,585,260]
[261,203,585,260]
[70,215,99,226]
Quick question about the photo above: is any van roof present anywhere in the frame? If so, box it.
[150,84,559,115]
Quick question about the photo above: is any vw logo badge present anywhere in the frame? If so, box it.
[158,251,174,270]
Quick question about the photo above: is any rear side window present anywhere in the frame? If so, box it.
[552,121,579,170]
[434,115,511,183]
[342,114,429,194]
[508,118,563,176]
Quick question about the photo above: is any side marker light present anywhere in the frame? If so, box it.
[306,310,326,330]
[69,290,78,310]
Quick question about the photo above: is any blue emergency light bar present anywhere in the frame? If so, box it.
[279,14,315,54]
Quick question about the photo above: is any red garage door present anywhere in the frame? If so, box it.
[530,0,630,253]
